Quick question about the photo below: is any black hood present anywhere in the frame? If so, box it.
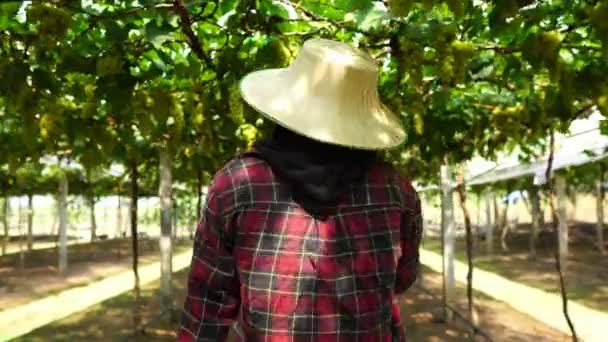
[253,126,376,214]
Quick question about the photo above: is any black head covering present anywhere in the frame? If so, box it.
[253,125,376,215]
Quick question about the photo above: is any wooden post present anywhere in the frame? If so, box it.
[89,195,97,242]
[555,175,568,272]
[27,194,34,251]
[493,196,499,249]
[569,190,577,222]
[18,197,25,269]
[58,173,69,273]
[125,195,131,238]
[476,194,481,234]
[116,196,122,239]
[500,193,511,252]
[147,197,154,228]
[484,192,493,254]
[530,186,541,260]
[440,164,455,324]
[159,147,174,317]
[172,199,178,240]
[52,197,58,246]
[597,165,606,255]
[416,192,425,287]
[1,196,8,255]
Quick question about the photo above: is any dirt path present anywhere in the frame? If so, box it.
[0,239,189,310]
[415,268,568,341]
[2,240,80,256]
[423,224,608,313]
[0,254,158,310]
[2,244,585,341]
[421,248,608,341]
[15,265,568,342]
[0,251,193,342]
[15,268,476,342]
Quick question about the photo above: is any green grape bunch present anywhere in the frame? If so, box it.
[388,0,414,17]
[256,38,291,68]
[27,4,72,46]
[96,54,124,78]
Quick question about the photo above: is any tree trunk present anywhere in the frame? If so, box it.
[597,165,606,255]
[89,195,97,242]
[440,164,455,324]
[530,186,541,260]
[130,159,142,333]
[58,174,69,273]
[556,175,569,272]
[159,148,174,318]
[484,193,493,254]
[2,196,9,255]
[27,194,34,252]
[456,167,478,333]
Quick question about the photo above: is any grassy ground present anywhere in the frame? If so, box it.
[422,223,608,313]
[17,265,567,342]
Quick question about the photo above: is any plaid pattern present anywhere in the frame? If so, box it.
[179,154,423,342]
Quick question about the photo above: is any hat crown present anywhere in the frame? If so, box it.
[239,38,405,150]
[300,38,378,71]
[287,39,380,101]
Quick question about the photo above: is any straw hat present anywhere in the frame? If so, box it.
[239,38,405,150]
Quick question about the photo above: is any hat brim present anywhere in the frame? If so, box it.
[239,68,406,150]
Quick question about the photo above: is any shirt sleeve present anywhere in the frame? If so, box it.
[395,183,423,295]
[178,181,240,342]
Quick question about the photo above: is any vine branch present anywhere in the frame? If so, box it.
[456,165,477,339]
[545,130,578,342]
[172,0,212,66]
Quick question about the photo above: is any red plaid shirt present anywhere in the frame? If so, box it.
[179,154,422,342]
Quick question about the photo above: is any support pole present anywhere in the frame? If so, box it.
[117,196,122,239]
[89,196,97,242]
[484,192,493,254]
[1,196,8,255]
[58,173,68,273]
[440,164,455,324]
[159,147,174,318]
[555,175,569,273]
[27,194,34,251]
[597,165,606,255]
[530,186,541,260]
